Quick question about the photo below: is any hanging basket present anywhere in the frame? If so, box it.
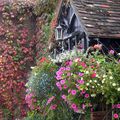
[91,111,107,120]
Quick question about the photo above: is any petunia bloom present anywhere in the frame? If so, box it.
[113,113,119,119]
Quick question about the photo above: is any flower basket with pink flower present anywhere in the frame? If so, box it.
[54,52,120,119]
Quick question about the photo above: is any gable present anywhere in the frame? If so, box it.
[71,0,120,38]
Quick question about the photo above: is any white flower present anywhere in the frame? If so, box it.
[109,76,113,80]
[103,75,107,78]
[96,74,99,77]
[85,71,89,74]
[74,58,81,62]
[102,79,105,83]
[91,94,96,97]
[86,88,88,90]
[92,86,95,88]
[31,66,35,69]
[102,81,104,84]
[112,83,116,86]
[117,53,120,56]
[117,88,120,91]
[89,80,92,83]
[86,83,89,86]
[81,77,83,80]
[98,84,100,86]
[94,80,97,83]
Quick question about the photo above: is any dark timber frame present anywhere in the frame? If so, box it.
[50,0,120,59]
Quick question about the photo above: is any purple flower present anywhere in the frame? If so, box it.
[77,80,84,84]
[109,50,114,55]
[65,67,71,71]
[71,90,77,95]
[78,72,84,77]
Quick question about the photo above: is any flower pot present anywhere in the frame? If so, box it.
[91,111,107,120]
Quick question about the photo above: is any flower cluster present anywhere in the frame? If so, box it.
[54,52,120,119]
[0,2,38,118]
[55,57,105,113]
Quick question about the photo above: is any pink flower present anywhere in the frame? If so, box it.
[76,84,80,90]
[82,104,86,110]
[117,104,120,108]
[113,113,119,119]
[56,71,63,76]
[46,96,55,105]
[112,104,115,109]
[77,80,84,84]
[81,62,87,68]
[74,107,78,112]
[59,67,66,71]
[56,75,62,80]
[56,82,62,90]
[60,80,65,85]
[80,90,86,95]
[50,104,57,110]
[68,89,71,93]
[67,72,71,76]
[56,82,61,87]
[63,84,67,89]
[85,94,89,98]
[109,50,114,55]
[61,94,66,101]
[71,103,77,109]
[91,108,93,112]
[65,60,72,66]
[71,90,77,95]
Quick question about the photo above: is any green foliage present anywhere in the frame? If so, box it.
[24,103,74,120]
[24,111,43,120]
[26,60,58,99]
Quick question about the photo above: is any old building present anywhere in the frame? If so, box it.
[50,0,120,60]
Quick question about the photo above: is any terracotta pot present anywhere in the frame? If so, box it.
[91,111,107,120]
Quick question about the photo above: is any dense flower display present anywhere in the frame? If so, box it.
[0,2,37,118]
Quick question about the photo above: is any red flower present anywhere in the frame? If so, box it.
[40,57,48,63]
[91,73,96,78]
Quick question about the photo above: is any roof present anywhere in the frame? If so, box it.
[71,0,120,39]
